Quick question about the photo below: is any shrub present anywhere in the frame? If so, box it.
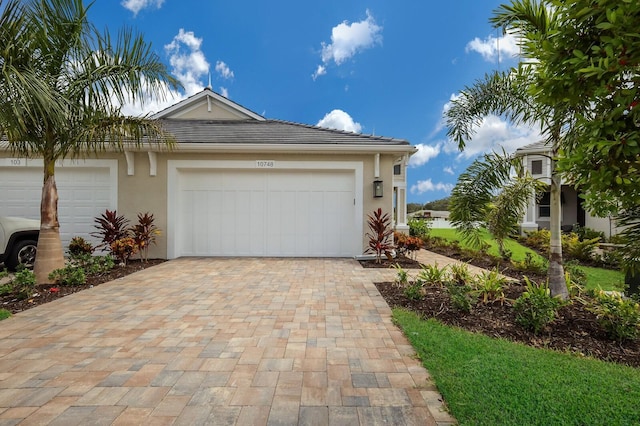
[449,263,472,285]
[130,212,159,262]
[404,280,425,301]
[409,218,431,239]
[446,282,474,313]
[0,309,10,320]
[562,233,599,262]
[589,292,640,341]
[473,268,507,304]
[110,238,138,265]
[11,267,36,300]
[513,277,562,334]
[572,224,605,242]
[67,236,94,257]
[394,232,422,259]
[69,253,115,275]
[365,208,394,263]
[92,210,130,252]
[417,263,448,287]
[520,229,551,254]
[511,252,548,275]
[48,265,86,286]
[563,260,587,288]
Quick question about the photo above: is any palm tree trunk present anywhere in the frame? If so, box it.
[33,158,65,284]
[548,157,568,299]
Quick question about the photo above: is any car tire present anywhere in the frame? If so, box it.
[5,240,37,271]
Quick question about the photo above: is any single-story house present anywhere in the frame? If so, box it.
[0,88,416,259]
[516,141,621,238]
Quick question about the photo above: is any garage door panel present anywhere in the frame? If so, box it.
[0,164,115,247]
[176,168,357,257]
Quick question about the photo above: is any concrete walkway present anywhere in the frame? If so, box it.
[0,257,456,425]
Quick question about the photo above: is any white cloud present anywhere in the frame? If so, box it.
[121,0,164,16]
[410,179,454,195]
[408,143,441,168]
[316,110,362,133]
[312,65,326,80]
[215,61,234,79]
[466,32,519,62]
[444,113,542,159]
[444,166,454,175]
[314,10,382,78]
[164,29,210,96]
[219,87,229,98]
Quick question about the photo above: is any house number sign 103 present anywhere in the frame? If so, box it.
[256,160,275,168]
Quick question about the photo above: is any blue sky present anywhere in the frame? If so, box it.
[89,0,541,203]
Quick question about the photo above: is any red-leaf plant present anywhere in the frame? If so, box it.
[365,208,394,263]
[91,209,130,252]
[129,212,159,262]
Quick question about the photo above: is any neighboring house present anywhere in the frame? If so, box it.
[516,141,620,238]
[0,88,416,258]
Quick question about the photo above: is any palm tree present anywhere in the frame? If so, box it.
[446,0,571,299]
[0,0,181,283]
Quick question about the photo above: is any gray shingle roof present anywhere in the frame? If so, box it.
[515,140,549,153]
[159,119,411,146]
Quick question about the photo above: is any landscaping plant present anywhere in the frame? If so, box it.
[513,277,563,334]
[110,238,138,265]
[130,212,160,262]
[473,268,507,304]
[92,210,130,252]
[589,291,640,342]
[67,236,94,257]
[48,265,86,286]
[417,263,448,287]
[11,267,36,300]
[365,208,394,263]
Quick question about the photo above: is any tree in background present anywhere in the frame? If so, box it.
[535,0,640,273]
[0,0,181,282]
[447,0,572,299]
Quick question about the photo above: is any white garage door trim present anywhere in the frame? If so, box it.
[0,158,118,245]
[167,160,363,259]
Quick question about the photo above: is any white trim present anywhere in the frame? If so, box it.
[374,153,380,178]
[151,90,265,121]
[167,160,363,259]
[124,151,135,176]
[168,143,415,154]
[148,152,157,176]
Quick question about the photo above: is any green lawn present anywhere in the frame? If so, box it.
[428,228,625,291]
[394,308,640,426]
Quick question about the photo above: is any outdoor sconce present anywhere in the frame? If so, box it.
[373,180,383,198]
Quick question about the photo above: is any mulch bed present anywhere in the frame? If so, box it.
[363,251,640,368]
[1,259,165,314]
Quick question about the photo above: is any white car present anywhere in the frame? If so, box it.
[0,217,39,270]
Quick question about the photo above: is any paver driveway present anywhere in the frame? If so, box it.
[0,258,455,425]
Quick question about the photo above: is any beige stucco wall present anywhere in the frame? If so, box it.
[117,150,398,259]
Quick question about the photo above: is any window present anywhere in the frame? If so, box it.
[538,192,550,218]
[393,164,401,175]
[531,159,543,175]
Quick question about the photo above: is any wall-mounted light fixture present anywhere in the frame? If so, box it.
[373,180,383,198]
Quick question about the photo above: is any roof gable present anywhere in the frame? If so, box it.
[152,88,264,121]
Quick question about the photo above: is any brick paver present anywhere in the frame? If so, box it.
[0,256,456,425]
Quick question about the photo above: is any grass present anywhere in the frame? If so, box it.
[394,308,640,426]
[428,228,625,291]
[429,228,542,262]
[0,309,11,321]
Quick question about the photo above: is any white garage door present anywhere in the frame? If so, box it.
[0,159,117,246]
[175,168,359,257]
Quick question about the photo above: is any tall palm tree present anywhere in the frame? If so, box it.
[0,0,181,282]
[446,0,571,299]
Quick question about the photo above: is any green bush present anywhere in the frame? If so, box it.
[0,309,11,320]
[572,224,605,242]
[511,252,548,275]
[71,254,115,275]
[473,268,507,304]
[446,282,474,313]
[404,280,424,301]
[408,218,431,238]
[391,263,409,287]
[513,277,562,334]
[67,236,94,256]
[48,265,86,286]
[11,268,36,300]
[417,263,448,287]
[563,233,599,262]
[449,263,471,285]
[519,229,551,254]
[589,292,640,341]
